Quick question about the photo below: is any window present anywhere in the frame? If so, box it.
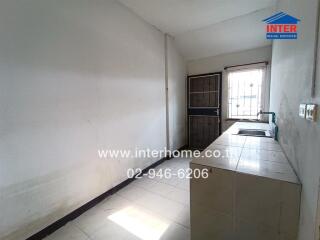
[227,67,266,119]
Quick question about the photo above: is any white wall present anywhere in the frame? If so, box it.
[0,0,185,239]
[167,36,187,151]
[269,0,320,239]
[188,46,272,131]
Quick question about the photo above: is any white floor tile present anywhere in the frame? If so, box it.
[160,222,190,240]
[44,223,89,240]
[44,158,191,240]
[89,220,139,240]
[73,207,111,235]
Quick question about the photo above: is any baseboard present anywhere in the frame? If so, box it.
[26,157,167,240]
[165,144,189,159]
[178,144,188,151]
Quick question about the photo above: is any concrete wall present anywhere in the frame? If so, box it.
[317,190,320,240]
[167,36,187,151]
[0,0,186,239]
[269,0,320,239]
[187,46,272,131]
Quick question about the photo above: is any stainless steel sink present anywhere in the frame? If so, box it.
[235,129,272,137]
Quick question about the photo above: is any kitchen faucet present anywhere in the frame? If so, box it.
[257,110,276,123]
[257,110,278,140]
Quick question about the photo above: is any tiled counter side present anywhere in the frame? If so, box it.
[190,122,301,240]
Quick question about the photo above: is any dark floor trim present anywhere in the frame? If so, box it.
[165,144,189,159]
[178,144,188,151]
[26,157,167,240]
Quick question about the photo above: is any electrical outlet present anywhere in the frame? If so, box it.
[299,104,307,118]
[306,104,317,122]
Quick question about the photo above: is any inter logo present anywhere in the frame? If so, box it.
[263,12,300,39]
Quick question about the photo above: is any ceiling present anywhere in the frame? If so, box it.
[117,0,277,60]
[175,7,274,60]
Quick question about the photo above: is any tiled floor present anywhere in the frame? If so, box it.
[45,158,191,240]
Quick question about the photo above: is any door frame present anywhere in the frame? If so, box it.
[187,72,222,149]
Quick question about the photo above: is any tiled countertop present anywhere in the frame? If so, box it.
[191,122,300,184]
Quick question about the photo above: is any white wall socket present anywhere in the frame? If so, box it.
[299,104,307,118]
[306,104,317,122]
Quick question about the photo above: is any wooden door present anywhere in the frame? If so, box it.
[188,72,222,150]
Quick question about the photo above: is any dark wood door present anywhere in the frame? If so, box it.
[188,72,222,150]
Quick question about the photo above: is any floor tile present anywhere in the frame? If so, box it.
[73,206,111,235]
[160,222,190,240]
[44,158,191,240]
[45,223,90,240]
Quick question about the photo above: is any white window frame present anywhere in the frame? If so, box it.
[226,63,269,120]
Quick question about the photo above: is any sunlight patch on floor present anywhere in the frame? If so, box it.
[108,206,169,240]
